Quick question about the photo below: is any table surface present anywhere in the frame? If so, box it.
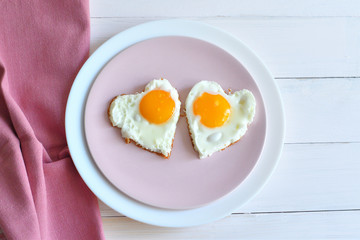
[91,1,360,239]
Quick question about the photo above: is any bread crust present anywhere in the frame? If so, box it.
[108,96,119,127]
[124,137,174,159]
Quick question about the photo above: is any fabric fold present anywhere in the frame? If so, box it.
[0,0,105,239]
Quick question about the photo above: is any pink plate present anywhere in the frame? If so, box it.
[84,36,266,210]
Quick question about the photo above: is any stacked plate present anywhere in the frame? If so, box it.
[65,20,285,227]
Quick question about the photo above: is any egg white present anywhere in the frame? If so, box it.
[109,79,180,157]
[185,81,256,159]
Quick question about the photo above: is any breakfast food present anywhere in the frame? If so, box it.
[185,81,256,158]
[108,79,181,158]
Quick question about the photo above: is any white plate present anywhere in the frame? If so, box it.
[65,19,285,227]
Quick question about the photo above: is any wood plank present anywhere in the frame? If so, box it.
[99,142,360,217]
[101,211,360,239]
[240,143,360,213]
[90,0,360,18]
[90,17,360,78]
[279,78,360,143]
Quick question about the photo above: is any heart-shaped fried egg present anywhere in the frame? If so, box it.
[185,81,256,158]
[108,79,181,158]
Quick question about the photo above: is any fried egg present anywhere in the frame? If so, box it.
[185,81,256,159]
[108,79,180,158]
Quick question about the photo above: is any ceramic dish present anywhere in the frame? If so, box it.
[65,19,285,227]
[84,36,266,210]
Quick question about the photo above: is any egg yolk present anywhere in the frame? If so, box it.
[193,92,231,128]
[139,90,175,124]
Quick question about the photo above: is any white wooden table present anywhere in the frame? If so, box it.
[91,1,360,238]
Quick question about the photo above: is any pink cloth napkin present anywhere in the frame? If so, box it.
[0,1,105,239]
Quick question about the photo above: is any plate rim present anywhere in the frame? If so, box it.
[65,19,285,227]
[84,35,267,210]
